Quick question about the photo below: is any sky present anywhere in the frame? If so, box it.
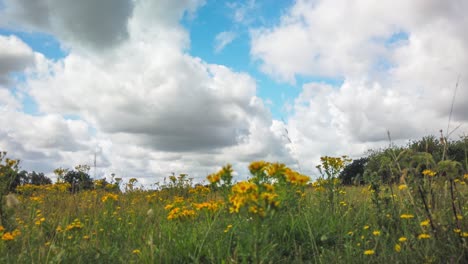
[0,0,467,187]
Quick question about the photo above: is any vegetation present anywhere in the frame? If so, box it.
[0,134,467,263]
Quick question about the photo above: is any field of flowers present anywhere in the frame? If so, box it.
[1,155,468,263]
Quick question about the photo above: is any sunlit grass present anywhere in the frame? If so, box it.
[1,159,467,263]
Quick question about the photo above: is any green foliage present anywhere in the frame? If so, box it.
[63,165,94,193]
[339,157,369,185]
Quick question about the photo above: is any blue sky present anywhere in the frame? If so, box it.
[0,0,467,184]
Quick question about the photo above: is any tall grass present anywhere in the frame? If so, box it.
[1,158,467,263]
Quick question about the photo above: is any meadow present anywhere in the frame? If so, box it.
[1,152,468,263]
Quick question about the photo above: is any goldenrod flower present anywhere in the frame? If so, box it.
[418,233,431,239]
[363,250,375,255]
[398,236,407,242]
[132,249,141,255]
[207,173,221,184]
[454,229,461,233]
[398,184,407,190]
[372,230,380,236]
[420,220,430,227]
[395,244,401,252]
[1,232,14,241]
[422,169,436,177]
[461,232,468,237]
[363,225,370,230]
[224,224,233,233]
[400,214,414,219]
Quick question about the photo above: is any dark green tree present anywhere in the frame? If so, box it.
[64,165,93,193]
[339,157,369,185]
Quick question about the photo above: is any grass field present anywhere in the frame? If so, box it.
[1,160,468,263]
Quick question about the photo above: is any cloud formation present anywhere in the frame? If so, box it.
[1,0,133,50]
[0,35,44,84]
[214,31,237,53]
[0,0,290,183]
[251,0,468,174]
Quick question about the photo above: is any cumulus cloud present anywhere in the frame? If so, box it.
[0,0,291,184]
[251,0,468,173]
[0,0,134,51]
[214,31,237,53]
[0,35,44,84]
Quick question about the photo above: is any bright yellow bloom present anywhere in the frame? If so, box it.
[232,181,257,194]
[398,237,407,242]
[461,232,468,237]
[422,169,436,177]
[0,226,4,232]
[420,220,430,227]
[249,160,269,174]
[395,244,401,252]
[132,249,141,255]
[363,225,370,230]
[400,214,414,219]
[363,250,375,255]
[454,229,461,233]
[398,184,408,190]
[2,232,14,241]
[101,193,119,202]
[418,233,431,239]
[224,224,233,233]
[372,230,381,236]
[207,173,221,184]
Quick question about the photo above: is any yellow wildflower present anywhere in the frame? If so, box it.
[132,249,141,255]
[1,232,14,241]
[400,214,414,219]
[372,230,381,236]
[224,224,233,233]
[418,233,431,239]
[420,220,430,227]
[398,184,407,190]
[249,161,268,174]
[395,244,401,252]
[363,225,370,230]
[207,173,221,184]
[461,232,468,237]
[422,169,436,177]
[398,237,407,242]
[454,229,461,233]
[0,226,4,232]
[363,250,375,255]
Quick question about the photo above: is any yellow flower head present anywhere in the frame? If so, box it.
[1,232,14,241]
[422,169,436,177]
[400,214,414,219]
[398,236,407,242]
[395,244,401,252]
[398,184,408,190]
[249,161,268,174]
[420,220,430,227]
[418,233,431,239]
[132,249,141,255]
[372,230,381,236]
[364,250,375,255]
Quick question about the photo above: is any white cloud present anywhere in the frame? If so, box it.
[252,0,468,174]
[0,35,45,84]
[0,0,292,184]
[214,31,237,53]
